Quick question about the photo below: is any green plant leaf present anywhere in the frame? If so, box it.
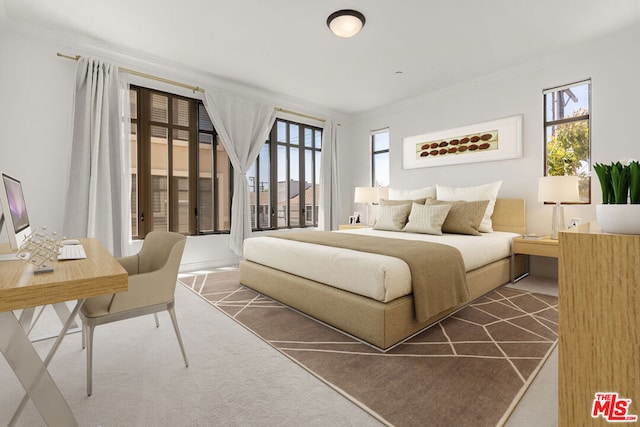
[593,163,613,204]
[610,162,630,204]
[630,161,640,204]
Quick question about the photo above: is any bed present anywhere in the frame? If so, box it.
[239,198,526,350]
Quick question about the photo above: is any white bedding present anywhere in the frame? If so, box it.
[242,229,519,303]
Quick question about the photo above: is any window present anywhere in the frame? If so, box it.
[247,142,271,229]
[371,129,390,187]
[248,119,322,230]
[130,86,232,238]
[543,80,591,202]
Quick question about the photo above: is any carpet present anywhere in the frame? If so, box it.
[0,283,379,426]
[180,269,559,427]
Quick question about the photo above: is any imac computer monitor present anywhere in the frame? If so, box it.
[0,173,32,250]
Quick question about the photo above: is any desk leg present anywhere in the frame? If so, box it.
[52,302,79,330]
[18,307,36,331]
[18,303,80,341]
[0,299,85,427]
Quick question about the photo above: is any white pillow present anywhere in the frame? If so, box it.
[436,181,502,232]
[373,204,412,231]
[388,186,436,200]
[402,203,451,235]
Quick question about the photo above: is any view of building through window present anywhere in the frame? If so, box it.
[130,88,322,236]
[196,103,231,233]
[248,119,322,230]
[543,80,591,202]
[129,86,232,238]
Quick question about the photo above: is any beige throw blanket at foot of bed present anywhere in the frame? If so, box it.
[268,231,470,322]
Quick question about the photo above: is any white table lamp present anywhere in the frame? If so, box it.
[354,187,380,226]
[538,175,580,239]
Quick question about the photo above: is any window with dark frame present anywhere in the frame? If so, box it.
[371,129,390,187]
[247,118,322,230]
[543,79,591,203]
[129,86,232,239]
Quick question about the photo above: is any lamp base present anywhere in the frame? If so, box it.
[365,204,374,226]
[550,203,565,239]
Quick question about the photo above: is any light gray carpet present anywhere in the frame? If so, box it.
[504,275,559,427]
[0,285,382,426]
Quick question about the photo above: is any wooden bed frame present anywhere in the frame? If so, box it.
[239,198,527,350]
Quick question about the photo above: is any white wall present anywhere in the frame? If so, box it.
[0,22,346,270]
[0,26,75,242]
[343,24,640,243]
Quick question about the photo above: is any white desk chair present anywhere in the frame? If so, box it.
[79,231,188,396]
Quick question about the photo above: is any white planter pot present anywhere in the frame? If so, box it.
[596,204,640,234]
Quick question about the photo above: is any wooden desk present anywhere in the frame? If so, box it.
[0,238,127,311]
[0,238,127,426]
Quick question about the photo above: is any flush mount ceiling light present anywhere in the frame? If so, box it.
[327,9,366,38]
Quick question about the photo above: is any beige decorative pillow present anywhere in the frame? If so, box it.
[436,181,502,232]
[424,198,489,236]
[373,203,412,231]
[402,203,451,235]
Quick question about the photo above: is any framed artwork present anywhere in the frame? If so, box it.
[348,215,356,225]
[402,114,523,169]
[353,212,363,224]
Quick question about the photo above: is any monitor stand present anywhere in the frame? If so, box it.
[0,212,16,260]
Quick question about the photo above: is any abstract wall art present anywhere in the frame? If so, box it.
[403,115,523,169]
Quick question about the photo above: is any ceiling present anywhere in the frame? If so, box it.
[3,0,640,114]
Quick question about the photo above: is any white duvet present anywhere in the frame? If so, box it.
[242,229,519,303]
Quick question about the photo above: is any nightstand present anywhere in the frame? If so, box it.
[338,224,368,230]
[511,236,558,282]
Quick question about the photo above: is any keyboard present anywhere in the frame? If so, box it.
[58,244,88,260]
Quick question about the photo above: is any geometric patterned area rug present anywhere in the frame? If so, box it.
[179,269,558,427]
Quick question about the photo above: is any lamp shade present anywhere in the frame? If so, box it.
[378,186,389,201]
[327,9,366,38]
[354,187,379,204]
[538,176,580,203]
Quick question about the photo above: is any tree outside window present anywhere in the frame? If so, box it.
[544,80,591,203]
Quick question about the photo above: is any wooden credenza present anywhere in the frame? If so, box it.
[558,223,639,425]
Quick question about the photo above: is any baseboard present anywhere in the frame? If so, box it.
[179,257,241,272]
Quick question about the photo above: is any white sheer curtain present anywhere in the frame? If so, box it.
[203,90,276,255]
[63,57,129,257]
[318,120,340,230]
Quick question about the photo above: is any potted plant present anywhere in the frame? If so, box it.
[593,160,640,234]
